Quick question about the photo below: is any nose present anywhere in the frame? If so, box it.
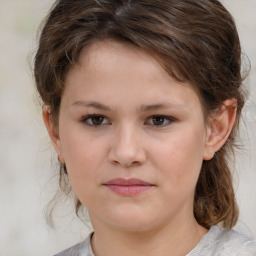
[107,125,146,168]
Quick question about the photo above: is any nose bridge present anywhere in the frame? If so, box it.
[109,122,146,167]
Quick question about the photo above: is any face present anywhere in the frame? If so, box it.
[48,40,213,232]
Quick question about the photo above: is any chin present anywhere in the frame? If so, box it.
[104,209,161,232]
[113,220,157,233]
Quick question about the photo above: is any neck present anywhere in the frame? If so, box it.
[90,216,208,256]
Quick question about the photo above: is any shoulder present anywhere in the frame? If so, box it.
[53,242,83,256]
[188,226,256,256]
[53,233,94,256]
[214,227,256,255]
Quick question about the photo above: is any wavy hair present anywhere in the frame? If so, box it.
[34,0,248,228]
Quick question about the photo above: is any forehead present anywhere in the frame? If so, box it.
[69,40,186,92]
[64,40,203,114]
[77,39,168,79]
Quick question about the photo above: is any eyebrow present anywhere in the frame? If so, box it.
[72,100,111,111]
[71,100,183,112]
[140,103,183,112]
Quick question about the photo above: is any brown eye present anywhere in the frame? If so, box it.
[82,115,109,126]
[147,115,174,127]
[91,116,104,125]
[152,116,165,126]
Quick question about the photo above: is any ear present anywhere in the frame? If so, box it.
[203,99,237,160]
[42,105,65,163]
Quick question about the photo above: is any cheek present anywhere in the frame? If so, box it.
[59,126,104,183]
[153,127,206,187]
[61,133,104,206]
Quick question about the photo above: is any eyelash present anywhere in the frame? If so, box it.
[81,114,175,127]
[81,114,110,127]
[146,115,175,127]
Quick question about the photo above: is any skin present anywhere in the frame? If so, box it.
[43,40,237,256]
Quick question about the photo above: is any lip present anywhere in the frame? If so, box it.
[103,178,155,196]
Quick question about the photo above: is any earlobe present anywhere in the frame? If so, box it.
[42,105,64,162]
[203,99,237,160]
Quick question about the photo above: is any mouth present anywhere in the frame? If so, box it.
[103,178,155,196]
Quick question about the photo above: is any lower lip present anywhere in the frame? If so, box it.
[105,185,153,196]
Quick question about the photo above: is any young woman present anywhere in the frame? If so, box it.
[34,0,256,255]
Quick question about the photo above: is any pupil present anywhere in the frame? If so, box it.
[153,116,164,125]
[92,116,103,125]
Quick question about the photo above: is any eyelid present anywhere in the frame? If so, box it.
[80,114,175,127]
[81,114,111,127]
[145,115,175,127]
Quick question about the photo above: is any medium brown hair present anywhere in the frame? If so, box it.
[34,0,248,229]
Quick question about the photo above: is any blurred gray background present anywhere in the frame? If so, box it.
[0,0,255,255]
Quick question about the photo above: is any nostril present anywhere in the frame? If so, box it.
[111,159,120,166]
[107,131,146,167]
[110,158,144,168]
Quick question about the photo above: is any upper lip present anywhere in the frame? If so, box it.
[104,178,154,186]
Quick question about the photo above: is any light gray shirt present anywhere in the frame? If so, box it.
[54,226,256,256]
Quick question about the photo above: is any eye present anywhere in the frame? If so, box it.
[81,115,110,126]
[146,115,174,126]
